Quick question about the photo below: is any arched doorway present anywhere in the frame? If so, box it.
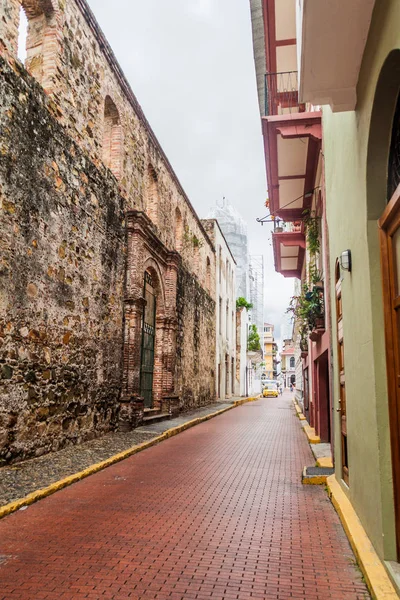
[369,49,400,559]
[140,271,157,408]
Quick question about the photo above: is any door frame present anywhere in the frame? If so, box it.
[379,183,400,558]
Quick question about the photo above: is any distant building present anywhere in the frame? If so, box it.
[263,323,277,379]
[248,255,265,350]
[280,340,295,389]
[208,198,249,300]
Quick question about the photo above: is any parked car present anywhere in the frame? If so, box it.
[262,380,278,398]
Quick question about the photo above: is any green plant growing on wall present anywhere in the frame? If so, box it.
[247,324,261,351]
[303,209,321,256]
[286,282,324,334]
[183,225,204,249]
[236,297,253,311]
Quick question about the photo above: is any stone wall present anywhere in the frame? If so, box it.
[176,269,215,410]
[0,0,217,463]
[0,57,125,463]
[0,0,215,288]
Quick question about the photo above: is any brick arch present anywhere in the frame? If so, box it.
[146,164,159,225]
[18,0,60,91]
[175,207,183,252]
[143,257,166,315]
[102,96,122,179]
[206,256,211,293]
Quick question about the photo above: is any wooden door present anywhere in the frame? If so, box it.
[379,183,400,559]
[335,262,349,485]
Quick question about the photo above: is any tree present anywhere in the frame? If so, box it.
[236,297,253,311]
[247,324,261,351]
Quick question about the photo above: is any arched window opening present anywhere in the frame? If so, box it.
[388,91,400,200]
[290,356,295,369]
[175,207,183,251]
[206,256,211,293]
[17,1,56,86]
[17,6,28,63]
[218,247,222,284]
[103,96,122,178]
[146,165,159,225]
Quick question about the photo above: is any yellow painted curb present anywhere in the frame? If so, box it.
[0,396,259,521]
[303,425,321,444]
[301,467,328,485]
[299,413,306,421]
[317,456,333,468]
[327,475,398,600]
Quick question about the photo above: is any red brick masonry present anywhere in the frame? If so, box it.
[0,394,369,599]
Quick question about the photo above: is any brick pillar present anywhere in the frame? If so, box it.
[161,254,180,402]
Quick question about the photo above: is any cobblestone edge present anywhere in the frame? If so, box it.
[0,396,259,520]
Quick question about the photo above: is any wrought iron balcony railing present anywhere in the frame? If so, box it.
[264,71,303,116]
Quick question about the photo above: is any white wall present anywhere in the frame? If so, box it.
[214,223,237,399]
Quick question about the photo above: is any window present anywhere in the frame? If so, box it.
[226,302,229,339]
[219,298,222,335]
[17,1,57,90]
[219,247,222,284]
[290,356,295,369]
[103,96,122,178]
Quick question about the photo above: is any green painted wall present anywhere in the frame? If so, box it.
[323,0,400,561]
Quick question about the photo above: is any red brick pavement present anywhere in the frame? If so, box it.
[0,394,369,599]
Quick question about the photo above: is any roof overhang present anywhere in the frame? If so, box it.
[297,0,376,112]
[262,111,322,220]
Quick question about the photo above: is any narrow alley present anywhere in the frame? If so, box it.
[0,394,369,600]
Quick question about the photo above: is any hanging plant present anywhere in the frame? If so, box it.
[302,209,320,256]
[286,281,324,335]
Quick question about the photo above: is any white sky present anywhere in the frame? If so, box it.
[87,0,295,337]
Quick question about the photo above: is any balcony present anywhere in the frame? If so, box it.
[297,0,376,112]
[264,71,304,117]
[262,111,322,221]
[272,220,306,279]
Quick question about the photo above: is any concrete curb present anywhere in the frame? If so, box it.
[292,399,320,443]
[0,395,259,521]
[327,475,398,600]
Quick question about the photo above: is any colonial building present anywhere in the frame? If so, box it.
[251,0,400,587]
[263,322,277,379]
[0,0,216,463]
[202,220,237,399]
[280,340,295,389]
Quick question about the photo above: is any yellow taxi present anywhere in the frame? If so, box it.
[262,380,279,398]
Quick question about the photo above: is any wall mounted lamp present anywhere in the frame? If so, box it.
[340,250,352,272]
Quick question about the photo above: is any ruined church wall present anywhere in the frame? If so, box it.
[0,0,217,462]
[0,0,215,289]
[0,58,125,463]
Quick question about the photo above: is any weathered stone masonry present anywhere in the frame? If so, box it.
[0,0,216,463]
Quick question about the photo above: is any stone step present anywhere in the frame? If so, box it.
[302,466,335,485]
[142,412,171,424]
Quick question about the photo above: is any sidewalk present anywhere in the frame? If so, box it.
[0,399,240,507]
[0,393,369,599]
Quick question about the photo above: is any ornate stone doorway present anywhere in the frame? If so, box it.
[140,271,157,408]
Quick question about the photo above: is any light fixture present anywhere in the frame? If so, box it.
[340,250,352,272]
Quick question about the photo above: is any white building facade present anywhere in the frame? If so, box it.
[202,219,237,399]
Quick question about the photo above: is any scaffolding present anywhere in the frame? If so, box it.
[208,198,249,299]
[249,255,264,344]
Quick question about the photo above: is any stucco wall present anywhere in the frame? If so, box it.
[201,220,236,399]
[323,0,400,560]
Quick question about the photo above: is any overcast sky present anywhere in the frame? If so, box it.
[87,0,294,338]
